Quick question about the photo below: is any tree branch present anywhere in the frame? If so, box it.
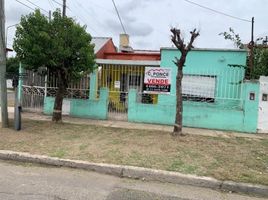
[171,28,185,51]
[186,29,200,51]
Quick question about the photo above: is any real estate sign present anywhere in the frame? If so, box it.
[143,67,171,94]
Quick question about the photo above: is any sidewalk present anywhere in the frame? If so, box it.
[1,108,268,198]
[1,106,267,139]
[0,107,14,123]
[17,109,267,140]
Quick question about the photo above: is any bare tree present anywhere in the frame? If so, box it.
[170,28,200,136]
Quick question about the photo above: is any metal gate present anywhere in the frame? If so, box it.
[98,64,157,121]
[22,70,45,112]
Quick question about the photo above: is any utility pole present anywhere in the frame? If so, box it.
[248,17,254,78]
[63,0,66,17]
[49,10,52,21]
[0,0,8,127]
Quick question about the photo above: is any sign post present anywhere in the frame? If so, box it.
[143,67,171,94]
[6,72,27,131]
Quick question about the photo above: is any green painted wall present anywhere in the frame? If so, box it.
[43,97,55,115]
[128,90,176,125]
[43,88,109,120]
[128,49,260,133]
[159,48,247,105]
[129,82,259,133]
[241,81,260,132]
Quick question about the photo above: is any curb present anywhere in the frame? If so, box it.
[0,150,267,198]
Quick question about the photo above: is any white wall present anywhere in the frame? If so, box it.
[6,79,12,89]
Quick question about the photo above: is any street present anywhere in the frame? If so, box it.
[0,161,266,200]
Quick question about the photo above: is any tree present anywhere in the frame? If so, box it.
[170,28,199,136]
[219,27,244,49]
[220,27,268,79]
[251,46,268,79]
[13,10,95,122]
[6,57,20,75]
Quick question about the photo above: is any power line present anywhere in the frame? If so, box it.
[14,0,35,11]
[73,0,105,34]
[47,0,55,9]
[51,0,62,6]
[111,0,127,34]
[24,0,49,14]
[67,6,99,35]
[183,0,251,23]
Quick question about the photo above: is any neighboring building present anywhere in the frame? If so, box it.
[91,37,117,59]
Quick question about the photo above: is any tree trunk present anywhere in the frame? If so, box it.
[173,66,183,136]
[52,72,66,122]
[170,28,199,136]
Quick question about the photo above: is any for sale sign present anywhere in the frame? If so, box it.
[143,67,171,94]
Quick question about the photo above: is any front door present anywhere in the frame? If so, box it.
[258,76,268,133]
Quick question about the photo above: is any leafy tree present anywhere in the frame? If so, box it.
[220,27,268,79]
[13,10,95,122]
[170,28,199,136]
[251,47,268,79]
[6,57,20,75]
[219,27,244,49]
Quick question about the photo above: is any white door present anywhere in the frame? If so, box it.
[258,76,268,133]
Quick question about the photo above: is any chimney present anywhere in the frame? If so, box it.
[119,33,133,52]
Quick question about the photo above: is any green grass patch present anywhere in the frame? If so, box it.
[1,119,268,185]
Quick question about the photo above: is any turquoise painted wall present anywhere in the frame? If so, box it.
[128,49,260,133]
[241,81,260,132]
[43,88,109,120]
[159,48,247,105]
[128,90,176,125]
[129,81,259,133]
[43,97,55,115]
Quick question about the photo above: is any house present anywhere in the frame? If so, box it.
[41,37,266,133]
[92,34,161,119]
[128,47,261,133]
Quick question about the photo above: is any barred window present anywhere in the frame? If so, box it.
[182,75,216,103]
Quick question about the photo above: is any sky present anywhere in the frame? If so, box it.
[5,0,268,52]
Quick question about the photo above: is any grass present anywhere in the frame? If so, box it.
[0,119,267,185]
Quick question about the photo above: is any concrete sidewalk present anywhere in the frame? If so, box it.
[17,109,268,140]
[0,107,14,123]
[1,106,267,139]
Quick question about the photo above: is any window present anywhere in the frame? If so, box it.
[182,75,216,102]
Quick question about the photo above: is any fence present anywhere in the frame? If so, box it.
[180,67,245,109]
[128,67,261,133]
[21,69,91,112]
[22,65,246,121]
[46,71,90,99]
[22,70,46,112]
[98,64,158,120]
[142,66,246,111]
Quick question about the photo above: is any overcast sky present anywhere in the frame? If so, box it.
[5,0,268,51]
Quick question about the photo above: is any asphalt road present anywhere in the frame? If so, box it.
[0,161,266,200]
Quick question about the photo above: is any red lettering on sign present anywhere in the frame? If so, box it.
[146,79,169,85]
